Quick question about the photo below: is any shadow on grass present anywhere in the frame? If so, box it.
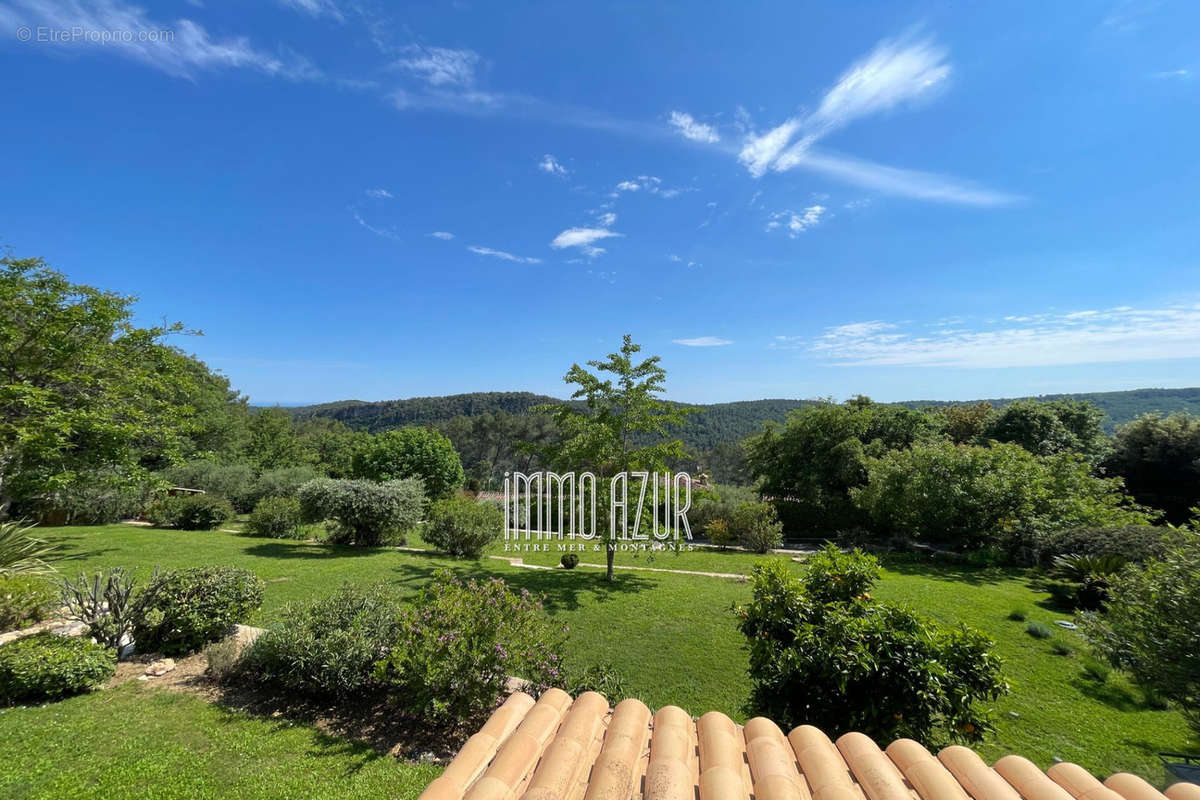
[877,557,1025,586]
[242,542,385,560]
[1072,676,1145,712]
[388,560,655,613]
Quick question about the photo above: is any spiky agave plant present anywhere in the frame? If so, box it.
[0,520,59,579]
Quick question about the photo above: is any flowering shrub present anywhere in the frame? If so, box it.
[375,569,567,725]
[738,547,1007,743]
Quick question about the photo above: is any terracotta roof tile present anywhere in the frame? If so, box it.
[419,691,1194,800]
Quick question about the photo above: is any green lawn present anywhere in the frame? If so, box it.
[0,523,1194,799]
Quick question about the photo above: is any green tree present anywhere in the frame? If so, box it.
[1104,412,1200,524]
[537,335,691,581]
[0,255,203,514]
[932,402,993,444]
[244,407,309,471]
[983,399,1108,461]
[351,427,464,499]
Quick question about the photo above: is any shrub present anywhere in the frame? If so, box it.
[60,568,138,649]
[1035,525,1170,566]
[1026,622,1052,639]
[422,497,502,557]
[1080,656,1111,683]
[0,520,58,578]
[202,638,243,683]
[1105,412,1200,524]
[853,441,1149,556]
[1007,608,1028,622]
[162,461,258,512]
[250,466,323,506]
[1048,553,1128,610]
[690,484,759,534]
[375,569,567,725]
[45,469,154,524]
[705,518,735,549]
[351,428,465,500]
[0,576,58,631]
[560,553,579,569]
[0,632,116,704]
[148,494,233,530]
[240,583,401,700]
[730,501,783,554]
[298,478,424,546]
[246,496,304,539]
[1079,529,1200,734]
[1051,640,1075,657]
[132,566,264,655]
[737,549,1007,743]
[566,662,626,699]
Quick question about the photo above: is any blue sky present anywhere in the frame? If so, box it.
[1,1,1197,405]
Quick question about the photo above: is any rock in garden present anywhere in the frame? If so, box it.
[144,658,176,677]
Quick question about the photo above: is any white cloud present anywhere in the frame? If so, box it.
[538,154,567,175]
[467,245,542,264]
[429,231,454,240]
[350,208,401,240]
[278,0,343,21]
[674,336,733,347]
[785,305,1200,367]
[739,120,803,178]
[767,205,827,237]
[366,188,393,199]
[550,227,621,249]
[792,149,1019,206]
[0,0,321,80]
[391,45,479,87]
[668,110,720,143]
[597,212,617,227]
[1150,69,1190,79]
[614,180,642,193]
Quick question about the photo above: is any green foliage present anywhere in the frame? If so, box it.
[422,497,502,558]
[0,521,58,578]
[744,397,935,537]
[351,427,464,500]
[59,568,138,649]
[1051,640,1075,657]
[245,408,310,471]
[705,518,735,549]
[240,583,401,700]
[297,478,424,546]
[852,441,1148,556]
[565,661,626,699]
[153,494,234,531]
[374,569,567,725]
[983,399,1109,461]
[1080,656,1112,683]
[932,402,994,444]
[536,335,693,580]
[0,632,115,704]
[41,468,156,524]
[132,566,264,655]
[251,466,322,504]
[690,483,759,534]
[437,411,557,491]
[1026,622,1052,639]
[1034,525,1171,566]
[1079,529,1200,734]
[0,576,57,631]
[1105,412,1200,524]
[560,553,579,569]
[737,555,1007,743]
[162,461,258,512]
[1049,553,1128,610]
[1007,608,1028,622]
[245,497,304,540]
[0,256,214,514]
[729,500,783,553]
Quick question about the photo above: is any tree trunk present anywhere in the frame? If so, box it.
[606,544,615,581]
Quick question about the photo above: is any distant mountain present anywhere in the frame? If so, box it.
[286,387,1200,450]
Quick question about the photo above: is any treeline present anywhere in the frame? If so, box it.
[739,395,1200,560]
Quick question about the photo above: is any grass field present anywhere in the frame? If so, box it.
[0,523,1194,799]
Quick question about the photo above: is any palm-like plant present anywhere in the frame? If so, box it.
[0,520,59,578]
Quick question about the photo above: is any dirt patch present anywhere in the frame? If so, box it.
[106,650,465,763]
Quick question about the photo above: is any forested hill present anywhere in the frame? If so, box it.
[286,387,1200,450]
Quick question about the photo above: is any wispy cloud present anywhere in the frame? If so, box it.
[597,212,617,227]
[550,226,622,258]
[467,245,542,264]
[429,231,454,240]
[780,305,1200,367]
[669,110,720,143]
[278,0,343,21]
[733,33,1016,206]
[1150,68,1191,79]
[674,336,733,347]
[538,154,567,175]
[391,45,479,87]
[0,0,321,80]
[767,205,827,237]
[349,208,401,240]
[365,188,393,199]
[609,175,688,199]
